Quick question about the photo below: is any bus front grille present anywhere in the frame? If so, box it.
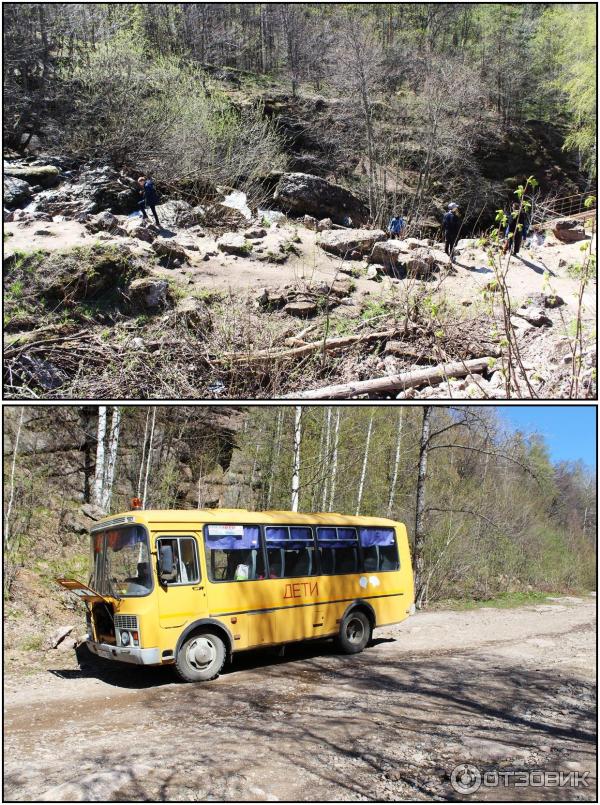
[114,615,138,630]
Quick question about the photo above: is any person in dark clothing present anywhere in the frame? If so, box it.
[137,175,160,226]
[442,202,461,260]
[504,201,529,256]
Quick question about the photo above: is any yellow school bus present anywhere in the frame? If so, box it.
[59,507,414,682]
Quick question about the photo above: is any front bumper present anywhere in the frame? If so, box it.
[86,641,161,665]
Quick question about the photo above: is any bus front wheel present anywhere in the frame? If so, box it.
[336,610,371,654]
[175,631,226,682]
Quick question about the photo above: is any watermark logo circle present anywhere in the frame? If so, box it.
[451,763,482,794]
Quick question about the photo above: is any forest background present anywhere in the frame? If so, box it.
[3,2,596,228]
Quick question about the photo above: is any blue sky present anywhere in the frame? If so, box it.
[499,406,596,469]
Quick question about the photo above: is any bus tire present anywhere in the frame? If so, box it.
[336,610,371,654]
[175,631,226,682]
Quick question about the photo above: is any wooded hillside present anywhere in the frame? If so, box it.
[3,2,596,227]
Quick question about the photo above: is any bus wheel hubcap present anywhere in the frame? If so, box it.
[347,618,364,643]
[189,638,216,668]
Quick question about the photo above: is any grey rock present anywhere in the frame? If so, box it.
[318,228,386,257]
[317,217,333,231]
[174,297,212,332]
[273,172,368,225]
[46,625,75,650]
[217,233,251,256]
[152,237,188,263]
[127,277,171,311]
[4,176,32,207]
[4,164,60,188]
[514,305,552,327]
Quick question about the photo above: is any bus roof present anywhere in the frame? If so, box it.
[98,508,403,529]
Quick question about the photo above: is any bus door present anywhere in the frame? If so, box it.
[155,533,206,630]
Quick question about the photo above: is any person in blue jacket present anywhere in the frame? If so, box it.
[388,213,406,239]
[137,175,160,226]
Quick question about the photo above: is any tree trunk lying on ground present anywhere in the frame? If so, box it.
[218,329,399,365]
[285,357,494,399]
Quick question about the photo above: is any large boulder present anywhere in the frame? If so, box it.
[35,165,139,217]
[318,228,386,258]
[552,218,588,243]
[4,164,60,188]
[273,172,368,225]
[369,239,410,271]
[34,244,141,302]
[156,199,203,229]
[4,176,32,207]
[127,278,171,311]
[369,240,450,276]
[85,210,125,235]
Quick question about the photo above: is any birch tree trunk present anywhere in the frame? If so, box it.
[100,407,121,513]
[137,408,151,498]
[328,409,341,512]
[93,406,107,508]
[142,407,157,509]
[267,408,284,509]
[355,413,374,515]
[387,408,404,517]
[414,406,432,608]
[4,407,25,552]
[291,406,302,512]
[321,408,332,510]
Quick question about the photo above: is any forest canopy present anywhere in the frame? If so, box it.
[3,2,596,190]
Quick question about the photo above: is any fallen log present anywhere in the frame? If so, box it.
[219,329,398,365]
[285,357,494,399]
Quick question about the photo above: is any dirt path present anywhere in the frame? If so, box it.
[3,595,596,801]
[5,216,596,316]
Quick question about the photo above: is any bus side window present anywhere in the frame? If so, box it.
[359,528,399,572]
[157,537,199,584]
[316,527,359,575]
[265,526,315,578]
[204,526,262,582]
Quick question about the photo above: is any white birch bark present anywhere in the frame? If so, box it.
[4,407,25,551]
[142,406,157,509]
[101,407,121,513]
[321,407,332,510]
[291,405,302,512]
[387,408,404,517]
[328,409,341,512]
[137,408,151,498]
[355,413,374,515]
[267,408,284,509]
[93,406,107,507]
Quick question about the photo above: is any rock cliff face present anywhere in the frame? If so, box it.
[3,407,254,519]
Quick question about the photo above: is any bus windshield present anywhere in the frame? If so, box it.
[91,525,152,597]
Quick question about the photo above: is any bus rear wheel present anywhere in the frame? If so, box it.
[336,610,371,654]
[175,631,226,682]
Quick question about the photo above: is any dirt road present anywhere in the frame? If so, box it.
[3,596,596,801]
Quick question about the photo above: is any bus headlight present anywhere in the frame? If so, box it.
[120,630,130,646]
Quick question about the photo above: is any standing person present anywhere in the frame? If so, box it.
[504,201,528,256]
[442,202,461,261]
[137,175,160,227]
[387,212,406,239]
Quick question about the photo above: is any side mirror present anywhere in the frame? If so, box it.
[158,544,175,582]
